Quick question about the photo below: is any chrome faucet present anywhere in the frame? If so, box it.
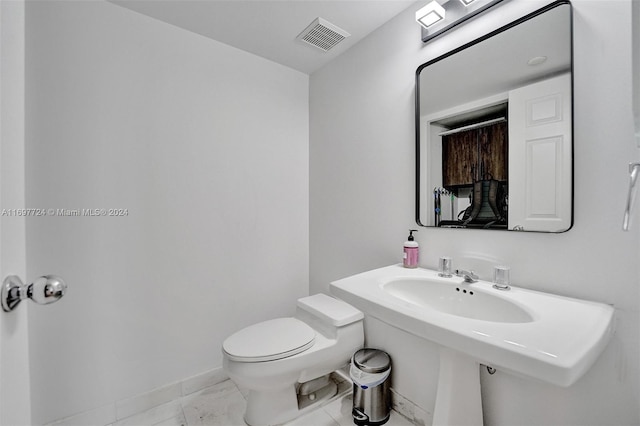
[455,269,478,283]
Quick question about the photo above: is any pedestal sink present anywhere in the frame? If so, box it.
[330,265,615,425]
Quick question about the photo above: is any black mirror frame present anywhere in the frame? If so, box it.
[415,0,574,231]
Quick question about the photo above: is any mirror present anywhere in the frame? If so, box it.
[416,1,572,232]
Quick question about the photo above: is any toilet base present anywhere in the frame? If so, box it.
[244,377,338,426]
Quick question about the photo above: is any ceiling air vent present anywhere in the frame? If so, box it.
[296,17,351,52]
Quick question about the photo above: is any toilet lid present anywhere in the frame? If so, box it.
[223,317,316,362]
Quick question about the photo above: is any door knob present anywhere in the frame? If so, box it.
[1,275,67,312]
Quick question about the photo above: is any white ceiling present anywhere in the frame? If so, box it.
[110,0,417,74]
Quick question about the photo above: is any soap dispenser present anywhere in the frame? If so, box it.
[403,230,419,268]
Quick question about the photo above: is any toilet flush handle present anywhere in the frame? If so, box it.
[2,275,67,312]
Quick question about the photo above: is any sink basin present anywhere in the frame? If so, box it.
[383,278,534,323]
[330,264,614,387]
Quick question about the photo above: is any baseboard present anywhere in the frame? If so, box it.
[390,388,433,426]
[45,367,229,426]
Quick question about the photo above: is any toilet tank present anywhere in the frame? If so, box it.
[296,294,363,330]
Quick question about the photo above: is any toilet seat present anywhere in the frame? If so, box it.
[223,317,316,362]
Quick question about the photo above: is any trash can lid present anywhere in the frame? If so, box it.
[352,348,391,374]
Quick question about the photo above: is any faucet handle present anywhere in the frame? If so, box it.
[438,257,453,277]
[492,266,511,290]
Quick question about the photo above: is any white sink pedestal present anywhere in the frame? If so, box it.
[433,347,483,426]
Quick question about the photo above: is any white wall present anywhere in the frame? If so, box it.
[310,0,640,424]
[25,1,309,424]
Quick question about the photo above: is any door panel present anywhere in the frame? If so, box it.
[0,1,31,424]
[508,73,572,231]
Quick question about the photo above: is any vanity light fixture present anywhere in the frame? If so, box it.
[415,1,446,29]
[419,0,508,43]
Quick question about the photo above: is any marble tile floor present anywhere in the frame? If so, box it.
[109,378,415,426]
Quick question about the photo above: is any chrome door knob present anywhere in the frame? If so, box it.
[27,275,67,305]
[2,275,67,312]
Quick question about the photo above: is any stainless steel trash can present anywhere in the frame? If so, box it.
[350,348,391,426]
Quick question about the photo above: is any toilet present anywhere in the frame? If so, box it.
[222,293,364,426]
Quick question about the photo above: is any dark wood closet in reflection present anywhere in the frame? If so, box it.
[441,120,507,189]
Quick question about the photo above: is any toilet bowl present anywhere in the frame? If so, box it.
[222,293,364,426]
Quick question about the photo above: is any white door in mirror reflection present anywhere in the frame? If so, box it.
[508,73,572,232]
